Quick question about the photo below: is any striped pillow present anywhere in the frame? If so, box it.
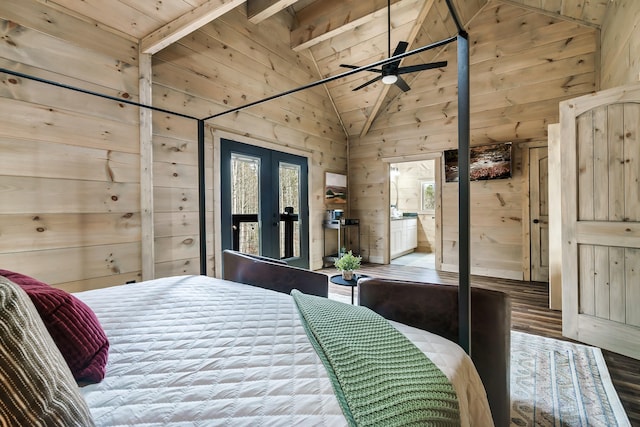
[0,276,95,426]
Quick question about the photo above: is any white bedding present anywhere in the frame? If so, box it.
[76,275,493,426]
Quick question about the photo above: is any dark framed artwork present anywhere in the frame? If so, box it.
[325,172,347,204]
[444,142,512,182]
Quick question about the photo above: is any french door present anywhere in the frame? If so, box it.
[220,139,309,268]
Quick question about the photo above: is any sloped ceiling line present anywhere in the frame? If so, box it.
[308,49,349,137]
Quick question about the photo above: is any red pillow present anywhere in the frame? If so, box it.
[0,269,109,384]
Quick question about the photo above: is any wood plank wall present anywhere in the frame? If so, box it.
[0,0,141,291]
[150,8,347,275]
[600,0,640,89]
[349,2,598,279]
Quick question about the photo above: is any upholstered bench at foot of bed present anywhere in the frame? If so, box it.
[357,277,511,427]
[222,249,329,297]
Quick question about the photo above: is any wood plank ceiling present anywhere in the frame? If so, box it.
[46,0,609,137]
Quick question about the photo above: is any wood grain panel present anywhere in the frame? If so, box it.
[607,104,625,221]
[624,104,640,221]
[0,242,141,286]
[0,177,139,214]
[154,257,201,277]
[155,211,201,238]
[592,107,609,220]
[153,187,200,213]
[0,19,137,93]
[594,246,610,319]
[625,248,640,327]
[578,246,596,316]
[600,0,640,89]
[609,247,626,323]
[0,139,139,183]
[154,235,200,264]
[577,111,594,221]
[0,98,140,154]
[0,0,138,65]
[56,272,142,293]
[0,213,140,253]
[0,58,139,107]
[47,0,163,39]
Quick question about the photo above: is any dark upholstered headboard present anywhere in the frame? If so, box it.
[222,250,328,297]
[358,278,511,427]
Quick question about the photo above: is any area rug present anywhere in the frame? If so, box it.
[510,331,630,427]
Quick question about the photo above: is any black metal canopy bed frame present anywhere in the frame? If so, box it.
[0,2,516,425]
[0,0,473,359]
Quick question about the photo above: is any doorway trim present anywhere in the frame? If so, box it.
[382,153,442,268]
[212,129,313,277]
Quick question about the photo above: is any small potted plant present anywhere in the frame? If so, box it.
[334,250,362,280]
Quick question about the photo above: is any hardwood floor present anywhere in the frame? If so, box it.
[319,263,640,426]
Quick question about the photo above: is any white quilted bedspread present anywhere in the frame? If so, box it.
[75,275,492,426]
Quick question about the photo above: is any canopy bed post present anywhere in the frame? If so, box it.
[456,31,471,355]
[443,0,471,355]
[198,119,207,275]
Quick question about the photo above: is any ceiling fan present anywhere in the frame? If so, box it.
[340,0,447,92]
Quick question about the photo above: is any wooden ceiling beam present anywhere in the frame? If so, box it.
[140,0,247,54]
[360,0,436,137]
[290,0,404,52]
[247,0,300,24]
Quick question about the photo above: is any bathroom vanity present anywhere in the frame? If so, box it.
[390,216,418,259]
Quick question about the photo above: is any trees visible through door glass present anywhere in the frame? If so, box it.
[231,153,260,255]
[279,162,301,258]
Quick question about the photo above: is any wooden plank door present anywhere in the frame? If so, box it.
[560,84,640,359]
[529,146,549,282]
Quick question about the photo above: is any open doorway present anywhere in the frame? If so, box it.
[389,159,439,269]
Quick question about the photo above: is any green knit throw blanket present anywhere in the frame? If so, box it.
[291,290,460,426]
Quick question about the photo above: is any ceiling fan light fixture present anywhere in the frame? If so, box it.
[382,74,398,85]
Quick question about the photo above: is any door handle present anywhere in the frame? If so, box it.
[532,219,540,224]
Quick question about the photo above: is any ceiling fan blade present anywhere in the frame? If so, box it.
[392,41,409,57]
[394,76,411,92]
[396,61,448,75]
[386,41,410,72]
[352,75,382,91]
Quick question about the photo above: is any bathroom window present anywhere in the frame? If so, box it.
[421,181,436,213]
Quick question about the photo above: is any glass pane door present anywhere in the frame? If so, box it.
[231,153,260,255]
[221,139,309,268]
[279,162,301,259]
